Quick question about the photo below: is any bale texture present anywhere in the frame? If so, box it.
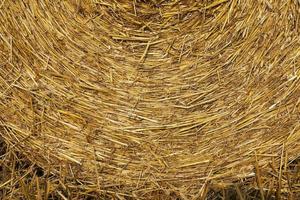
[1,0,300,199]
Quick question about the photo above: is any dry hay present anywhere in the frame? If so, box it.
[0,0,300,199]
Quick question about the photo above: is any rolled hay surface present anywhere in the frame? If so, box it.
[0,0,300,199]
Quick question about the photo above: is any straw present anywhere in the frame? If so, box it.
[0,0,299,199]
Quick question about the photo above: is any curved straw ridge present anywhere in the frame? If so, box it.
[0,0,300,198]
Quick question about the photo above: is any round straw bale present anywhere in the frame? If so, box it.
[0,0,299,199]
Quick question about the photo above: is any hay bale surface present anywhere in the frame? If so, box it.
[1,0,300,199]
